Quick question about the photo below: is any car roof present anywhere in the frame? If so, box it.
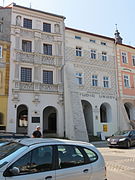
[15,138,93,147]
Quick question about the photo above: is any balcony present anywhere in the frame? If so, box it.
[15,51,63,67]
[13,81,64,93]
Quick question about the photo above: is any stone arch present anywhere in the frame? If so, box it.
[81,100,93,135]
[43,106,57,134]
[100,103,112,123]
[124,102,135,120]
[16,104,28,134]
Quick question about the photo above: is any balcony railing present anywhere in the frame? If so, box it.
[15,51,63,66]
[13,81,64,93]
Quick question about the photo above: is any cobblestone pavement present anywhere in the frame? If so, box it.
[98,146,135,179]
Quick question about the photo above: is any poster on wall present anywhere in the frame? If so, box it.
[32,117,40,123]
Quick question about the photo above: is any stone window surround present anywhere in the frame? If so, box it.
[123,74,130,88]
[75,72,84,85]
[121,52,128,64]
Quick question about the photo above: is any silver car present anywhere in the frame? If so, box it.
[0,138,107,180]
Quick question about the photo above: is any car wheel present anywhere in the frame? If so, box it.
[126,141,131,148]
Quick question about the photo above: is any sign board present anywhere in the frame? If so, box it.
[32,117,40,123]
[103,124,108,132]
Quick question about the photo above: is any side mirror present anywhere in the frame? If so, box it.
[9,167,20,176]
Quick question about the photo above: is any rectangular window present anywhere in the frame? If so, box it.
[91,49,96,59]
[43,70,53,84]
[23,18,32,29]
[76,73,84,85]
[101,42,106,46]
[92,75,98,86]
[122,52,127,64]
[43,44,52,55]
[124,75,130,88]
[22,40,32,52]
[76,47,82,56]
[90,39,96,43]
[43,23,51,32]
[102,52,107,61]
[0,46,2,58]
[75,36,81,40]
[103,76,109,88]
[21,67,32,82]
[0,23,3,32]
[132,55,135,66]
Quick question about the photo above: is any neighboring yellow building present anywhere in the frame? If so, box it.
[0,40,10,130]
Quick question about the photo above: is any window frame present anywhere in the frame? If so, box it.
[101,42,106,46]
[23,18,32,29]
[103,76,109,88]
[122,52,128,64]
[21,67,32,82]
[90,49,96,59]
[43,23,51,33]
[76,47,82,57]
[132,55,135,66]
[0,46,2,58]
[43,44,52,56]
[92,75,98,87]
[43,70,53,84]
[102,52,107,61]
[75,72,84,85]
[22,40,32,52]
[124,74,130,88]
[75,36,81,40]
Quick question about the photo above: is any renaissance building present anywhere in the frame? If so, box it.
[0,3,65,137]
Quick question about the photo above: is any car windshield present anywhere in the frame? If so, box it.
[113,130,130,136]
[0,142,27,168]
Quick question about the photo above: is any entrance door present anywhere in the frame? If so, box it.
[43,106,57,134]
[16,105,28,134]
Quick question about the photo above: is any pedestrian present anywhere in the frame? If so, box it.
[32,126,42,138]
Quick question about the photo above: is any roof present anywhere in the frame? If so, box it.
[65,27,115,41]
[5,3,65,19]
[15,138,92,147]
[117,42,135,50]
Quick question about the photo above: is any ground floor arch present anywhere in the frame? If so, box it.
[81,100,93,136]
[43,106,57,135]
[124,102,135,120]
[16,104,28,134]
[100,103,112,123]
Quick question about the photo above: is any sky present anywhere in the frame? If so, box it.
[1,0,135,46]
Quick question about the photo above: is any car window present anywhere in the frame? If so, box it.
[31,146,53,172]
[0,142,25,160]
[82,148,98,163]
[5,145,53,176]
[57,145,85,169]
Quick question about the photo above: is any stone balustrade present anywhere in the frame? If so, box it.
[13,81,64,93]
[15,51,63,66]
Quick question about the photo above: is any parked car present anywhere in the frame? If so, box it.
[107,129,135,148]
[0,138,107,180]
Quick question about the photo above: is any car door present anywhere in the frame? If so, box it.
[4,145,56,180]
[55,145,92,180]
[130,130,135,146]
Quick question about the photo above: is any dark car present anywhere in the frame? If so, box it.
[107,130,135,148]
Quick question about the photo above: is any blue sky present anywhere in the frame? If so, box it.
[1,0,134,46]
